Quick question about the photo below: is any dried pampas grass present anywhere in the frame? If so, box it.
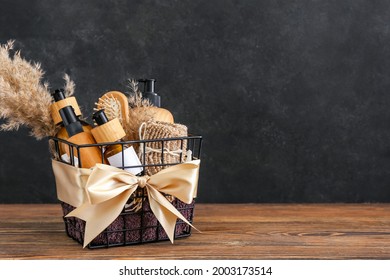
[127,78,152,108]
[0,40,76,140]
[63,73,75,97]
[123,78,154,141]
[0,40,55,139]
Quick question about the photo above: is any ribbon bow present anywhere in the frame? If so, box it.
[52,159,200,247]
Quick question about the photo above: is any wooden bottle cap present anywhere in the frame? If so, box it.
[51,97,82,125]
[91,118,126,143]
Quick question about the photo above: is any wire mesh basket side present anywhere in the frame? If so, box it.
[51,135,202,248]
[61,188,195,248]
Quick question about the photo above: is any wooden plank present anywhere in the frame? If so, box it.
[0,204,389,259]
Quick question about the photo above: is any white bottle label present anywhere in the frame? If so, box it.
[61,154,79,167]
[107,146,143,175]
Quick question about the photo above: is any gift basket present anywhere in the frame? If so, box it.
[50,133,202,248]
[0,40,202,248]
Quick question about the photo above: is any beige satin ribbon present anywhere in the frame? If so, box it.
[52,161,92,207]
[52,159,200,247]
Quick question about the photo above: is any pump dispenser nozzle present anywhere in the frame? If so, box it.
[92,109,109,126]
[138,79,161,107]
[59,106,83,137]
[52,89,66,102]
[50,88,83,125]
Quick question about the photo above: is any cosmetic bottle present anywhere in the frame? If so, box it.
[91,109,143,175]
[138,79,174,123]
[59,106,104,168]
[51,89,92,155]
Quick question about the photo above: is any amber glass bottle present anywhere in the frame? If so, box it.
[59,106,104,168]
[51,89,92,155]
[91,109,143,175]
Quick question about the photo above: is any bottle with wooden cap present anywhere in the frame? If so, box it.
[59,106,104,168]
[51,89,92,155]
[91,109,143,175]
[137,79,174,123]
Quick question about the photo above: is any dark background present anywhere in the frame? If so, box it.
[1,0,390,203]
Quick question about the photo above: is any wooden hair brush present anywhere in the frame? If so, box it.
[94,91,129,126]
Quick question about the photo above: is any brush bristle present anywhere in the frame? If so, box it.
[94,94,123,124]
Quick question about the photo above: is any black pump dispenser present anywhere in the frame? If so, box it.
[92,109,109,126]
[52,89,66,102]
[138,79,161,107]
[59,106,83,137]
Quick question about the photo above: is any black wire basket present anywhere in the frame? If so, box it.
[49,135,202,249]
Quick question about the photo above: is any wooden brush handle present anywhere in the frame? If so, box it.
[96,91,130,125]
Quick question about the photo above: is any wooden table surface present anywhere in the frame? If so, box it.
[0,203,389,260]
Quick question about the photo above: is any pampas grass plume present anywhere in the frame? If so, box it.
[0,40,76,140]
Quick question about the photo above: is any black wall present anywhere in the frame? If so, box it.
[1,0,390,203]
